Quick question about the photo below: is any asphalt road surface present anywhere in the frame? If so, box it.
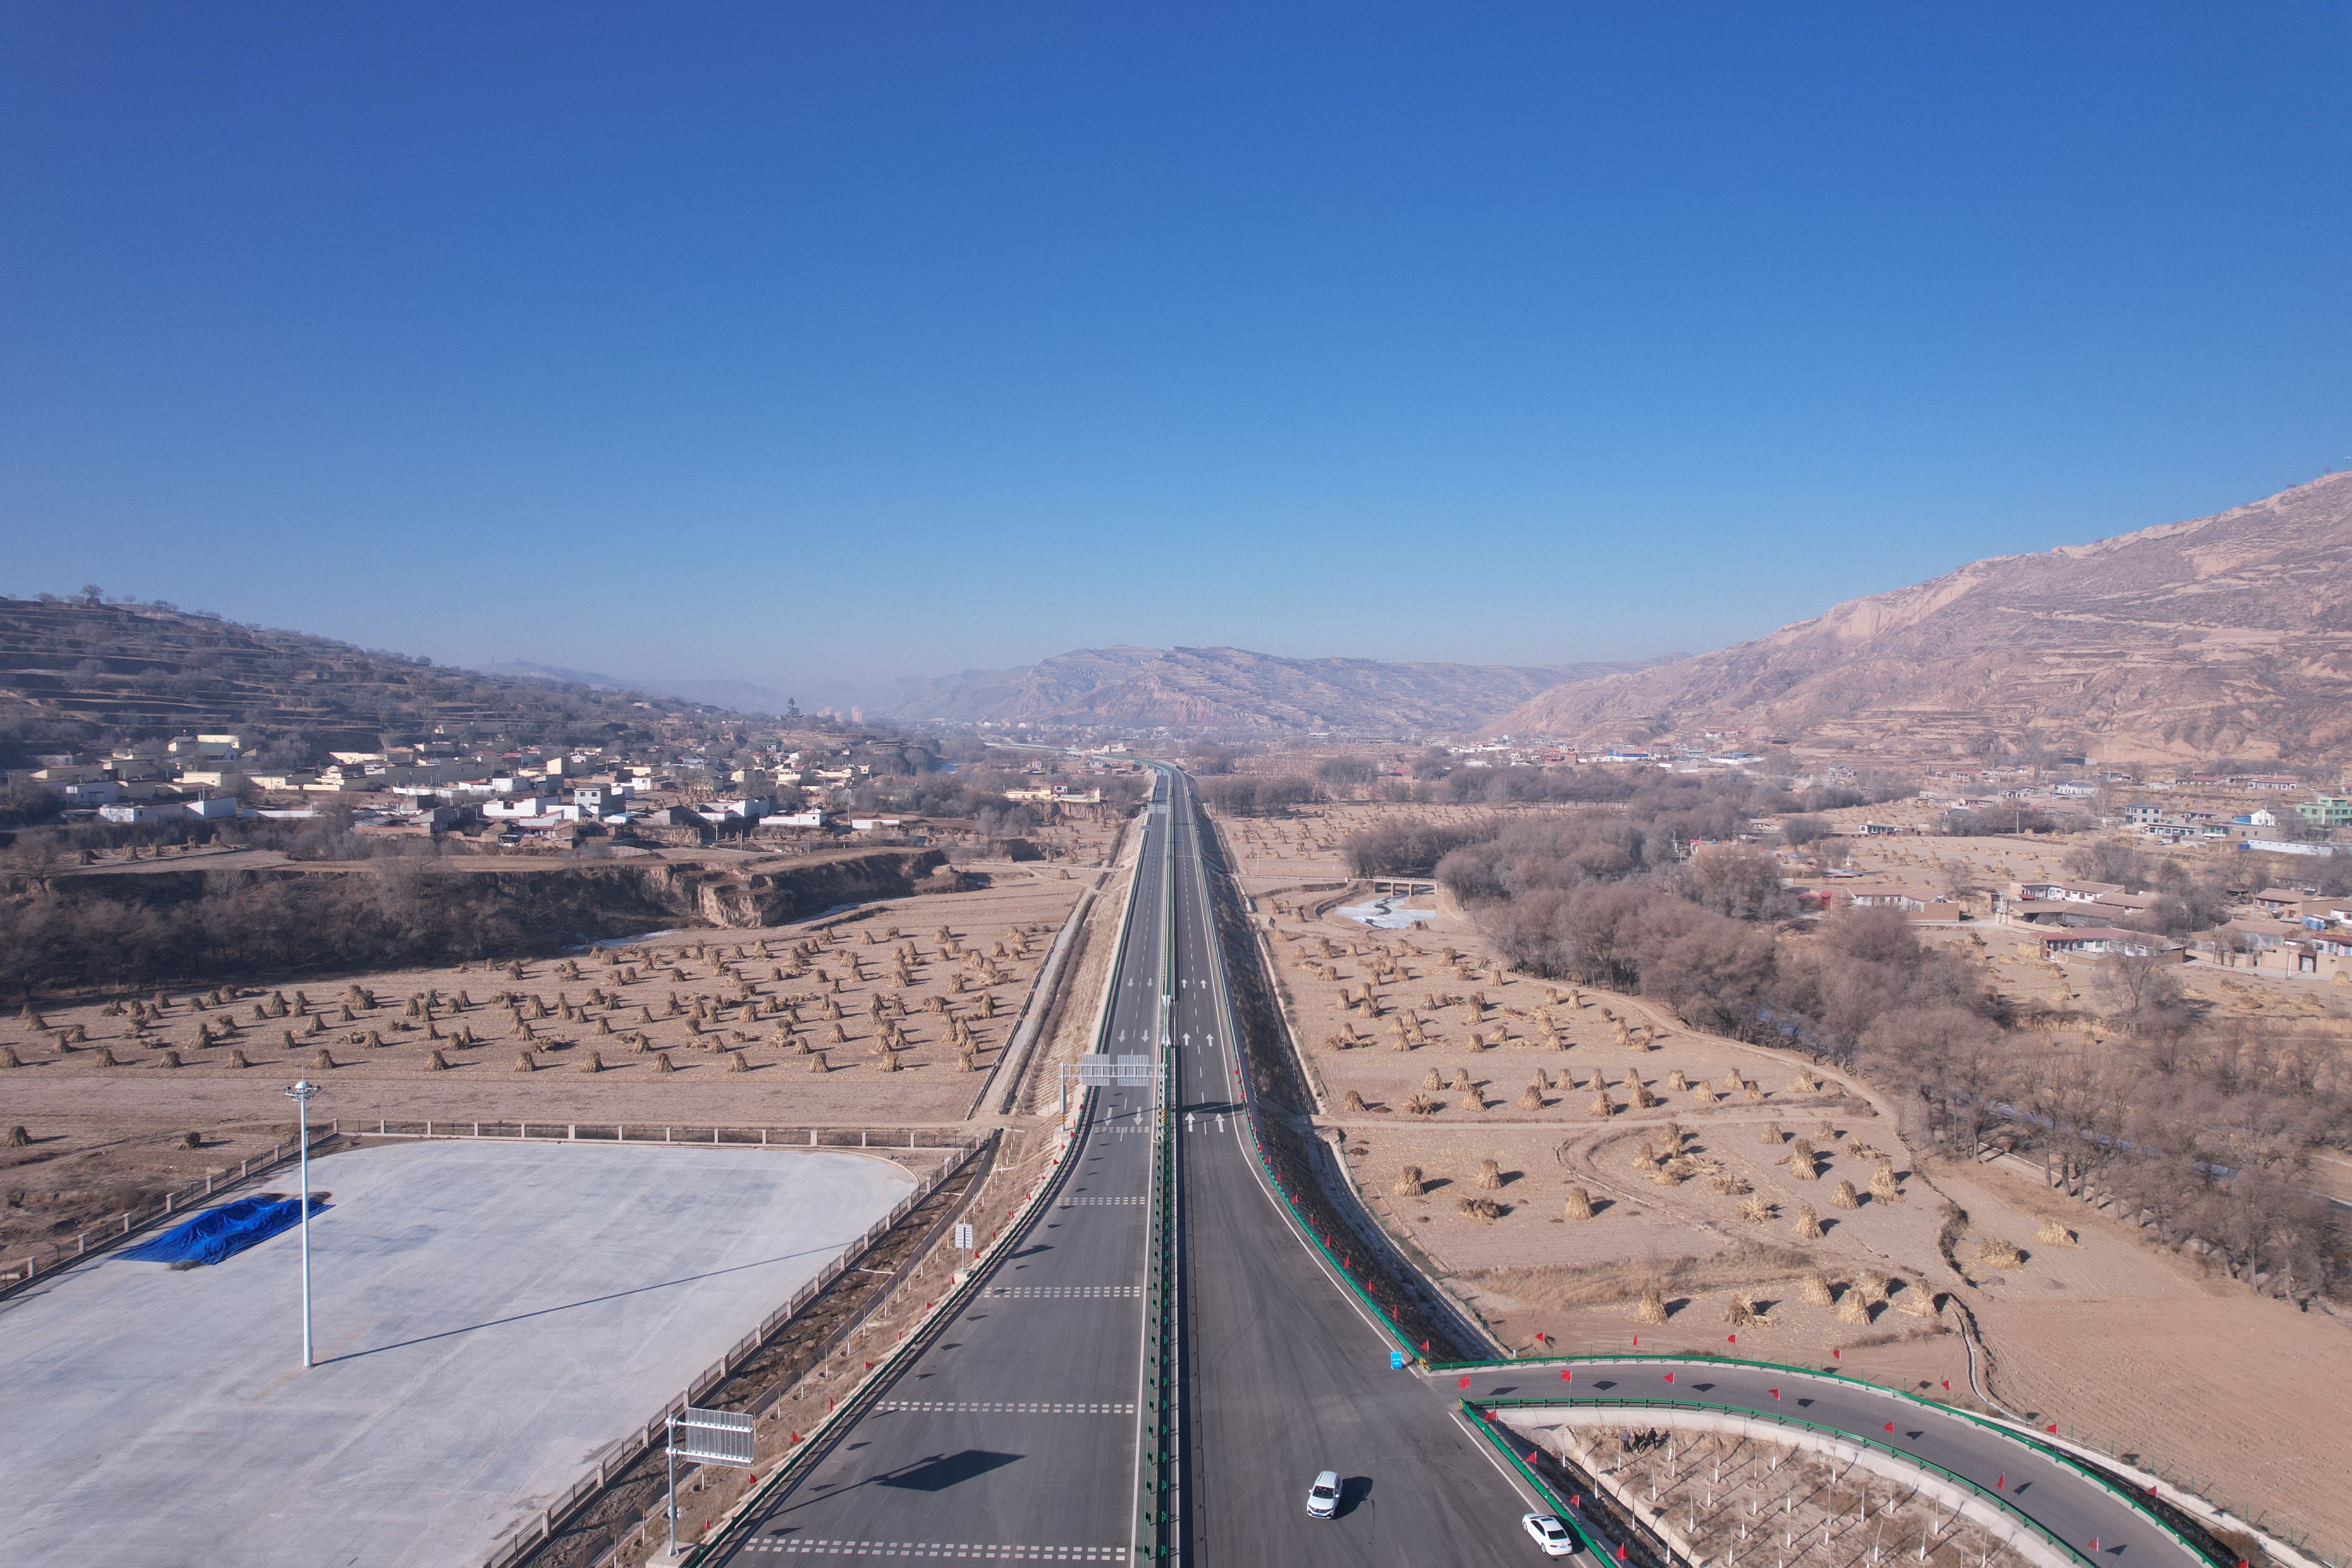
[1162,768,2204,1568]
[710,766,2210,1568]
[1164,770,1552,1567]
[706,780,1173,1566]
[1466,1364,2207,1568]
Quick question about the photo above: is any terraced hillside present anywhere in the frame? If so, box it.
[0,597,697,759]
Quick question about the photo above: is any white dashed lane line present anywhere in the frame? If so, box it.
[981,1285,1141,1298]
[1056,1196,1145,1206]
[874,1401,1135,1414]
[745,1543,1126,1559]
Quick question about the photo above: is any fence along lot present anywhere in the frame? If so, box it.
[0,1137,916,1568]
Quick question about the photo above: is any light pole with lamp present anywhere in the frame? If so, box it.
[284,1079,320,1368]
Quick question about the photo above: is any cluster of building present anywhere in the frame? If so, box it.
[11,727,1142,854]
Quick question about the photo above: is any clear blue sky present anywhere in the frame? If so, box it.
[4,3,2346,696]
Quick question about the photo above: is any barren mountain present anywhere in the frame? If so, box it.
[869,645,1665,733]
[1496,474,2352,764]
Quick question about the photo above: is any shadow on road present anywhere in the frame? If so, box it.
[877,1450,1026,1492]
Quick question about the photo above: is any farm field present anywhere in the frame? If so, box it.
[1206,797,2352,1560]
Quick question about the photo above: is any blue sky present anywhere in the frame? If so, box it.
[3,3,2346,696]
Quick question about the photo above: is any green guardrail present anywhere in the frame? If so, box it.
[1180,787,1431,1365]
[1479,1394,2101,1568]
[1177,768,2219,1568]
[1137,766,1180,1562]
[1457,1401,1600,1556]
[1430,1352,2219,1568]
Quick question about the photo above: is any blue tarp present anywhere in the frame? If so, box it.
[120,1194,328,1267]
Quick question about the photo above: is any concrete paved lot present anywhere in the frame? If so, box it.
[0,1139,915,1568]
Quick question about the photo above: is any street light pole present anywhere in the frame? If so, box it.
[285,1079,320,1369]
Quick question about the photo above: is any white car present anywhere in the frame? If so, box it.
[1523,1512,1579,1556]
[1306,1470,1341,1519]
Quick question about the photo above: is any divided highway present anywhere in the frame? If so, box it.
[705,763,2219,1568]
[1163,767,1550,1565]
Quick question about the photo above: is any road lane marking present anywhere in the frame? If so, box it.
[983,1285,1141,1297]
[875,1400,1135,1413]
[1057,1196,1145,1206]
[746,1544,1125,1559]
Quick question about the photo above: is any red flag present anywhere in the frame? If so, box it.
[1727,1333,1737,1344]
[1770,1389,1780,1400]
[1459,1375,1472,1389]
[1883,1422,1896,1433]
[789,1430,801,1444]
[1422,1339,1431,1353]
[2091,1540,2100,1554]
[1561,1369,1573,1381]
[1632,1335,1639,1348]
[1616,1547,1628,1562]
[1997,1476,2006,1490]
[2046,1424,2059,1434]
[1941,1379,1951,1392]
[1832,1347,1841,1359]
[1663,1372,1675,1384]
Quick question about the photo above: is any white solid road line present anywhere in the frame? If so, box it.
[1450,1409,1548,1514]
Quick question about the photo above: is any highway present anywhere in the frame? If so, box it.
[702,777,1173,1565]
[1159,765,2213,1568]
[705,764,2219,1568]
[1163,768,1550,1566]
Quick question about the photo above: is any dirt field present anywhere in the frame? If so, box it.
[0,864,1092,1259]
[1209,800,2352,1562]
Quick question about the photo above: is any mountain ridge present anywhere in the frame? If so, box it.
[1494,473,2352,763]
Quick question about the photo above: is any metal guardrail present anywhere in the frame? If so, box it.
[1185,794,1425,1364]
[1137,770,1180,1562]
[656,790,1161,1568]
[1433,1355,2221,1568]
[1456,1402,1601,1555]
[1481,1394,2099,1568]
[480,1135,988,1568]
[359,1119,986,1152]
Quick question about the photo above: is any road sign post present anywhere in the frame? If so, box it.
[665,1406,755,1559]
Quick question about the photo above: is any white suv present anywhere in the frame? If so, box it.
[1306,1471,1341,1519]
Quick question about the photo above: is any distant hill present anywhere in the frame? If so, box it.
[0,599,701,762]
[1495,474,2352,764]
[485,661,805,717]
[864,645,1670,733]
